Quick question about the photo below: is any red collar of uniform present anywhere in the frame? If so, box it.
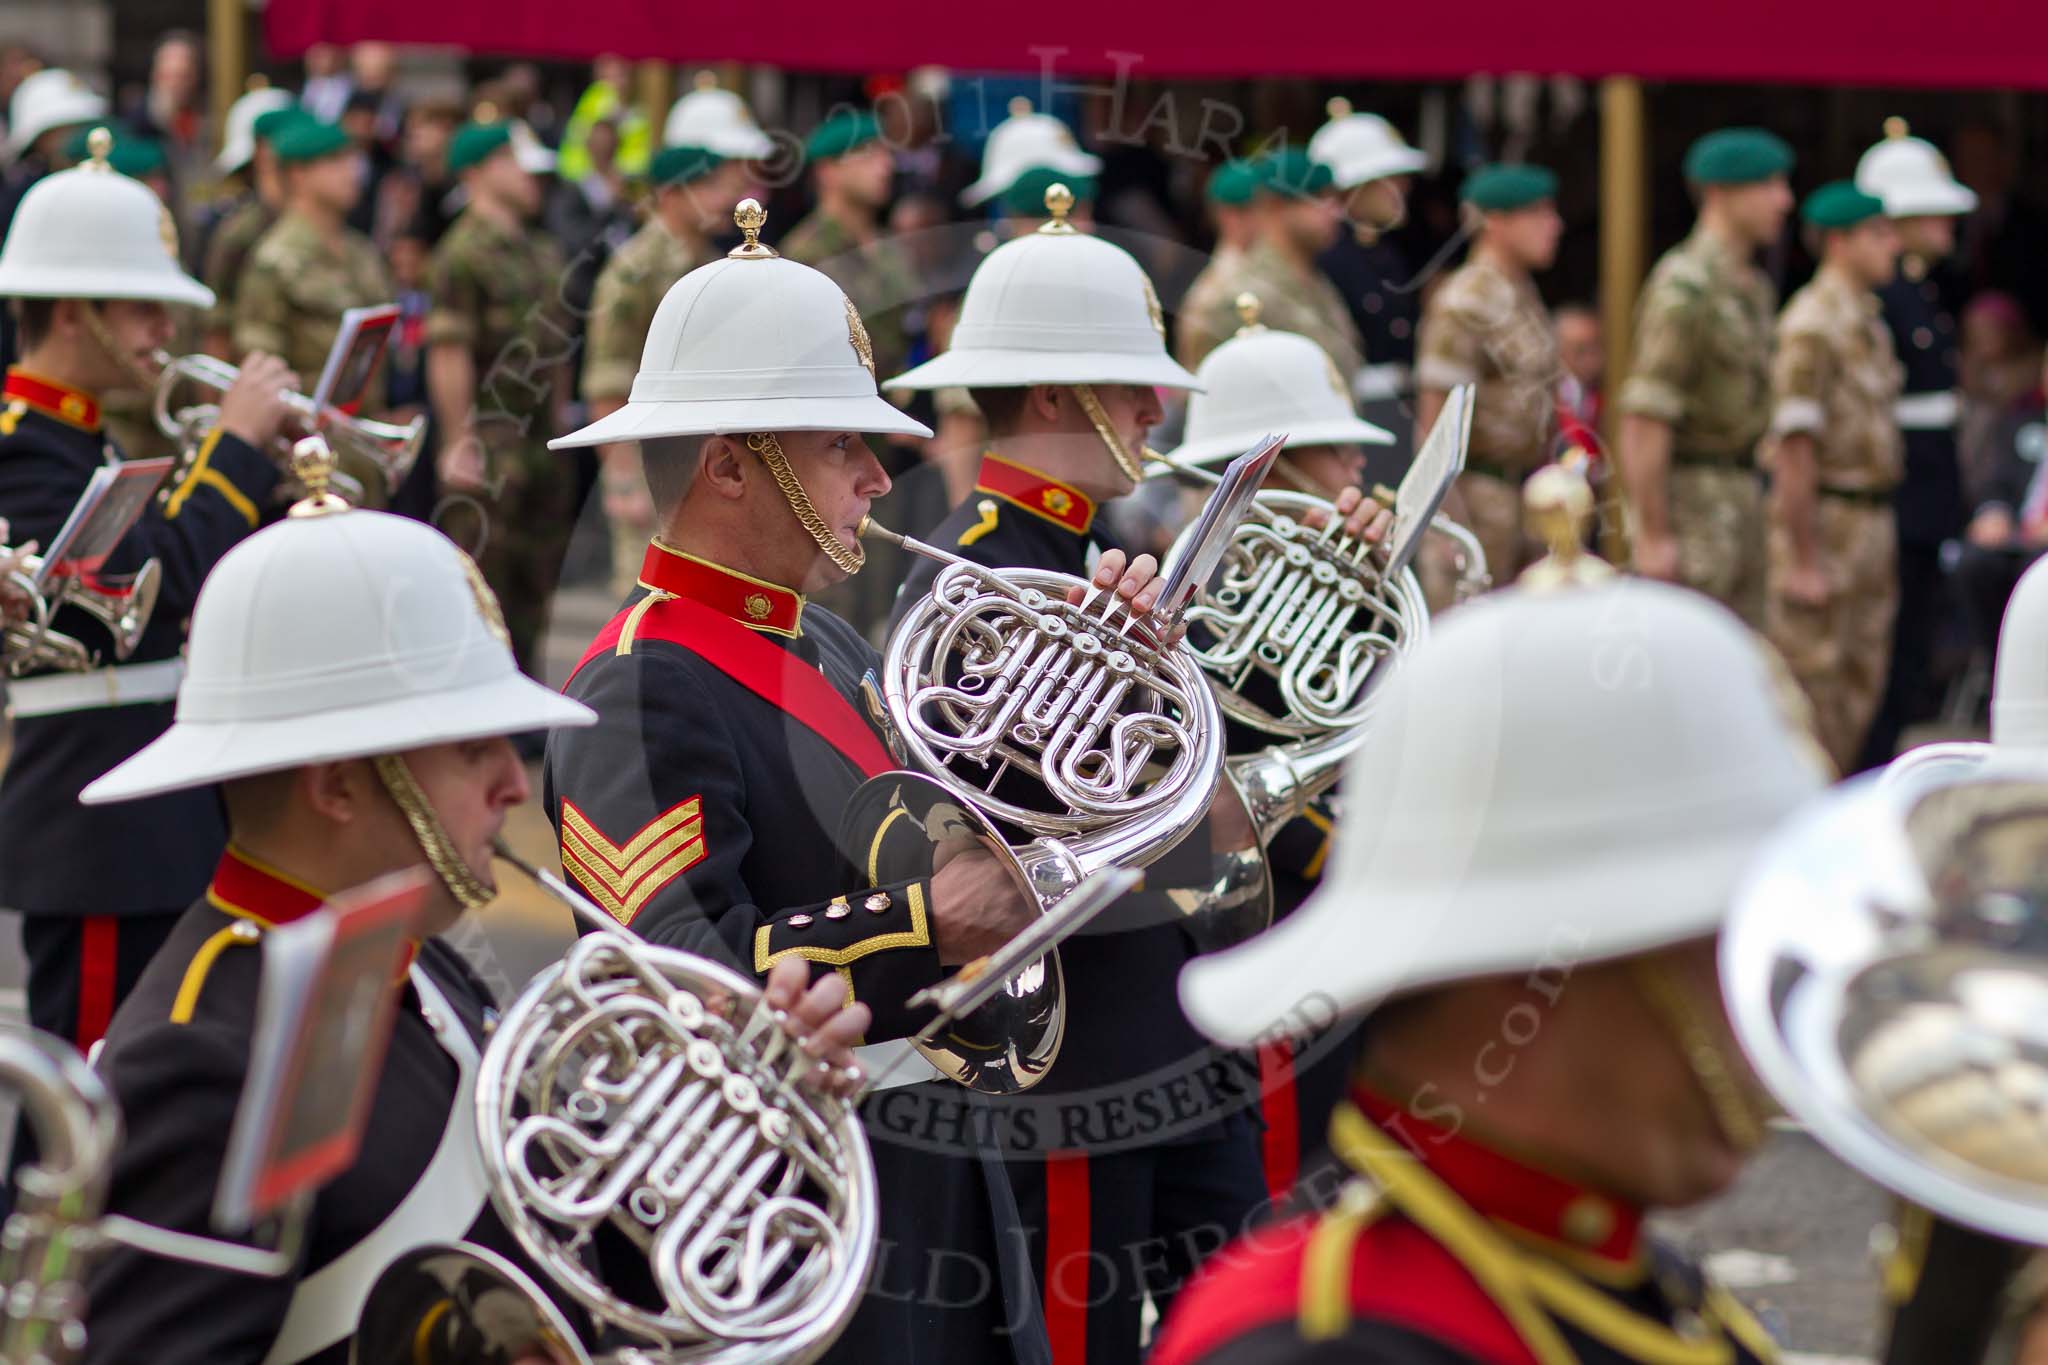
[205,844,328,926]
[638,539,805,637]
[3,368,100,431]
[1352,1085,1644,1274]
[974,452,1096,535]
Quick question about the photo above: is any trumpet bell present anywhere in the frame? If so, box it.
[1724,763,2048,1243]
[841,771,1065,1095]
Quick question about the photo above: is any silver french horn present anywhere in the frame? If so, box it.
[1724,760,2048,1245]
[837,516,1237,1095]
[1148,384,1483,852]
[356,845,878,1365]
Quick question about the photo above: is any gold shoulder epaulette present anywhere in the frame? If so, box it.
[170,920,262,1024]
[958,498,1001,548]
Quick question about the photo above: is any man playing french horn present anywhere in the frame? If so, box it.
[885,183,1393,1365]
[545,199,1182,1361]
[0,128,292,1064]
[73,456,874,1364]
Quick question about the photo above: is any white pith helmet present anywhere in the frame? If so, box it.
[1179,578,1829,1045]
[1855,118,1977,218]
[82,496,594,805]
[215,85,294,175]
[4,69,108,163]
[959,98,1102,207]
[885,184,1198,394]
[1166,294,1392,465]
[551,199,931,449]
[0,129,212,307]
[1308,98,1428,190]
[663,72,775,160]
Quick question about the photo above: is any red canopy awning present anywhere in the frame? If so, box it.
[266,0,2048,89]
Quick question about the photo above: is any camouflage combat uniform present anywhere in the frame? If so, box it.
[582,217,714,593]
[1763,264,1904,773]
[1416,255,1559,582]
[1175,239,1363,378]
[199,196,277,348]
[426,207,574,678]
[1618,227,1777,626]
[232,210,394,392]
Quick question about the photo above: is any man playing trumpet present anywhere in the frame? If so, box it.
[0,128,291,1060]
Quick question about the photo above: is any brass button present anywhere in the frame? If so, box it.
[864,892,890,913]
[1560,1194,1615,1247]
[787,913,813,928]
[825,899,850,920]
[230,921,262,942]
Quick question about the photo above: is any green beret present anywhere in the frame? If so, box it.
[271,117,351,166]
[1206,159,1261,206]
[1002,166,1096,217]
[804,111,881,163]
[1460,163,1558,211]
[1257,147,1335,199]
[251,105,305,142]
[649,143,725,187]
[448,120,514,173]
[1683,127,1794,185]
[64,126,166,177]
[1801,180,1886,229]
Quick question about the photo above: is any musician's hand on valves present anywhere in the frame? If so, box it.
[763,957,872,1097]
[0,520,36,627]
[438,434,487,494]
[1301,485,1395,544]
[929,850,1035,967]
[1070,547,1188,641]
[217,352,300,449]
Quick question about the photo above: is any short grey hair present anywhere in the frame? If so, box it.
[641,434,707,515]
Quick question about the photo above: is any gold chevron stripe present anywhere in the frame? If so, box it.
[559,797,707,925]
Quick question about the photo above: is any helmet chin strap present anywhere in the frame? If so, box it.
[373,753,495,913]
[79,301,157,395]
[1630,956,1771,1153]
[745,432,864,576]
[1069,384,1148,485]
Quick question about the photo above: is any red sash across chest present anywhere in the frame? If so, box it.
[569,593,892,779]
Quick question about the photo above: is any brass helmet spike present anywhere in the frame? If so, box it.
[728,198,778,259]
[1884,116,1910,140]
[1234,292,1265,333]
[1517,452,1612,591]
[1037,182,1077,235]
[82,127,113,173]
[1008,96,1033,118]
[473,100,500,124]
[287,435,352,518]
[1327,96,1354,121]
[247,73,270,91]
[694,69,719,91]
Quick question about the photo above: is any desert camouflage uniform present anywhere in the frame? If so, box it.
[1762,264,1904,772]
[233,210,394,389]
[1417,256,1559,581]
[583,217,715,592]
[1176,240,1363,379]
[199,196,277,347]
[1618,227,1777,626]
[426,206,574,678]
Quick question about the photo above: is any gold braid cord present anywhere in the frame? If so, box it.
[1070,384,1147,484]
[373,753,494,912]
[745,432,864,576]
[1630,958,1769,1153]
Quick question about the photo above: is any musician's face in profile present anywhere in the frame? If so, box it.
[370,739,530,931]
[66,298,176,388]
[767,429,891,590]
[1277,444,1366,500]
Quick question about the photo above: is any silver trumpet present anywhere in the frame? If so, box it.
[2,552,160,677]
[838,517,1238,1095]
[356,844,878,1365]
[151,349,426,509]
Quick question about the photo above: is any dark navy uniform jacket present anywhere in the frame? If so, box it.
[1877,262,1964,549]
[0,368,278,916]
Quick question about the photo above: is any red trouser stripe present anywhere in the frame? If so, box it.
[76,916,119,1050]
[1044,1150,1091,1365]
[1257,1040,1299,1202]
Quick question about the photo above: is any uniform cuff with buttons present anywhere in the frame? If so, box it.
[751,877,945,1042]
